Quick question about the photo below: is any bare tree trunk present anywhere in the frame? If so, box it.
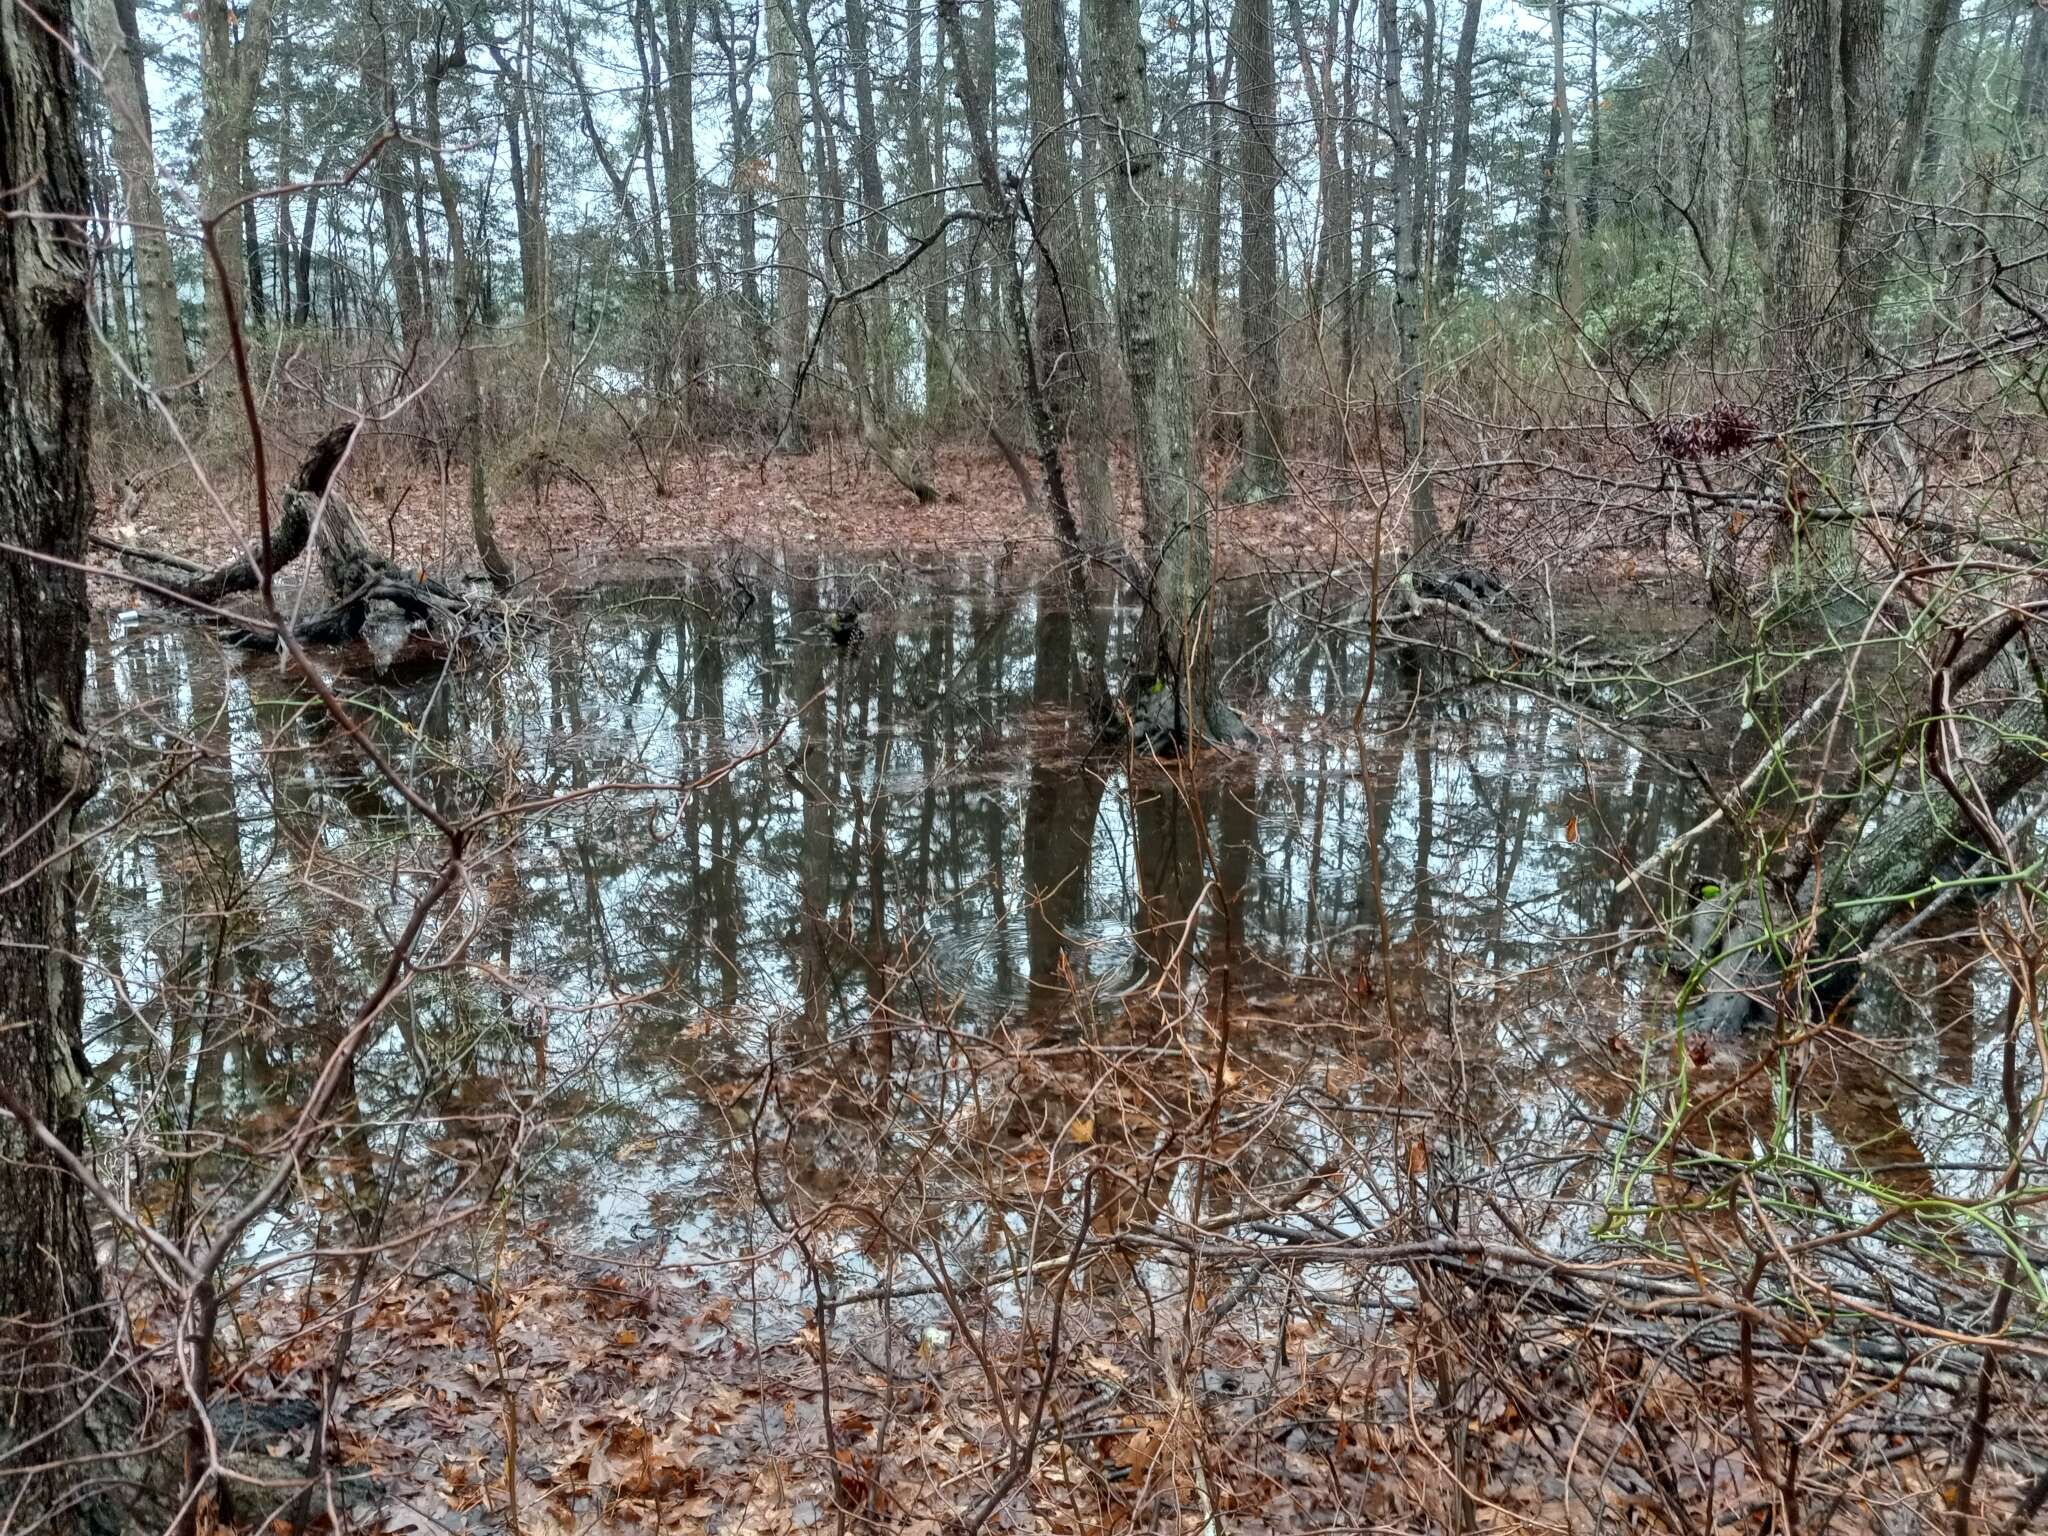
[1680,0,1742,280]
[1193,19,1231,449]
[844,0,890,407]
[659,0,701,380]
[1893,0,1965,202]
[492,11,551,395]
[198,0,276,373]
[1381,0,1436,551]
[943,0,1090,567]
[1768,0,1856,593]
[1087,0,1245,744]
[908,5,948,421]
[426,27,515,589]
[0,0,148,1525]
[293,179,319,325]
[1068,0,1117,544]
[1435,0,1481,298]
[707,4,767,402]
[1227,0,1288,502]
[768,0,809,453]
[1551,0,1580,309]
[1025,0,1103,526]
[782,0,934,499]
[86,0,185,390]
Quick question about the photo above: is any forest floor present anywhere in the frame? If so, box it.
[92,435,1711,597]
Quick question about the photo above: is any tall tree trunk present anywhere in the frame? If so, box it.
[660,0,701,384]
[86,0,185,390]
[1768,0,1853,589]
[1436,0,1481,298]
[1683,0,1742,280]
[1067,0,1117,544]
[844,0,890,407]
[492,11,551,390]
[1837,0,1887,369]
[907,3,947,420]
[197,0,275,367]
[293,179,319,325]
[1893,0,1965,202]
[1024,0,1081,470]
[768,0,810,453]
[1193,20,1231,448]
[784,0,934,499]
[241,159,266,326]
[425,27,515,589]
[367,13,425,351]
[1227,0,1288,502]
[944,0,1089,571]
[1550,0,1580,309]
[1382,0,1436,550]
[1087,0,1243,743]
[0,0,144,1526]
[708,3,767,398]
[1585,6,1601,233]
[632,0,669,298]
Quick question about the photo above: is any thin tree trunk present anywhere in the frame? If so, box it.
[1193,19,1231,448]
[1551,0,1580,309]
[1227,0,1288,502]
[1381,0,1436,550]
[708,4,767,396]
[87,0,185,389]
[294,180,319,325]
[198,0,276,370]
[1436,0,1481,298]
[426,27,515,589]
[844,0,890,406]
[660,0,701,381]
[908,3,947,420]
[369,17,425,352]
[783,0,934,499]
[1024,0,1082,464]
[768,0,810,453]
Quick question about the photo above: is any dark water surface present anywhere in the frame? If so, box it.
[77,578,2009,1267]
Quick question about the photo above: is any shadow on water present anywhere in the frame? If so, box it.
[78,573,2001,1262]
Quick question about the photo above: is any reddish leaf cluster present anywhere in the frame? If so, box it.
[1648,401,1760,461]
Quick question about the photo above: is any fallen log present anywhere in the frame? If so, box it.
[118,425,356,602]
[117,425,487,659]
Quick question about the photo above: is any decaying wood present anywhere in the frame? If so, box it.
[115,425,478,653]
[118,424,355,603]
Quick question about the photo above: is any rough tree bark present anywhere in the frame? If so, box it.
[1767,0,1870,596]
[0,0,147,1526]
[1086,0,1248,745]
